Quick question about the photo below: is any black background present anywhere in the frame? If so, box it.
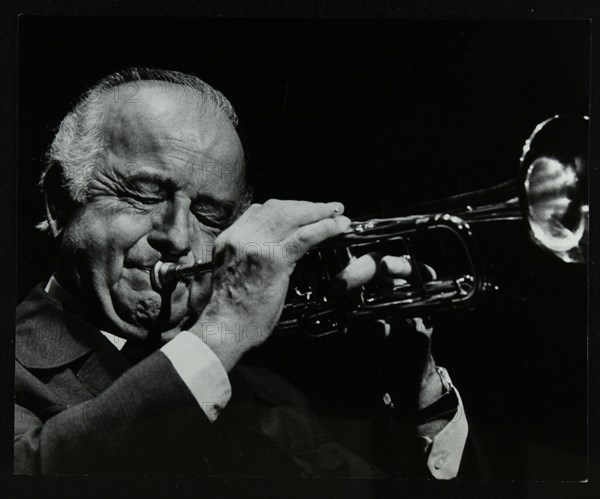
[16,15,589,483]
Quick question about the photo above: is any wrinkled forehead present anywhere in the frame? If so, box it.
[98,82,245,188]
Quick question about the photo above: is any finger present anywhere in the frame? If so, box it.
[335,253,379,290]
[376,319,392,338]
[263,199,345,227]
[282,215,351,262]
[335,254,412,291]
[380,256,438,281]
[408,317,433,336]
[380,255,412,277]
[419,263,437,280]
[377,275,409,288]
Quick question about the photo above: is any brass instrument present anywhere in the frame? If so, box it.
[151,115,589,336]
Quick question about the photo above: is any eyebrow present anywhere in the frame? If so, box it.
[121,170,176,191]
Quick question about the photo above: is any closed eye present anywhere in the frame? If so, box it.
[191,197,235,230]
[193,211,230,230]
[128,193,164,205]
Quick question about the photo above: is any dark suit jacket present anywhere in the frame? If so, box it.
[15,285,483,477]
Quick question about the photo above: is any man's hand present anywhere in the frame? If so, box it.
[336,254,444,415]
[189,199,351,371]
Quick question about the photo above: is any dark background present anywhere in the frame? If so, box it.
[18,17,589,480]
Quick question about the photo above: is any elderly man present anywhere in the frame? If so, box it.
[15,68,471,477]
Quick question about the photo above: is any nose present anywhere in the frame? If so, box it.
[148,197,192,261]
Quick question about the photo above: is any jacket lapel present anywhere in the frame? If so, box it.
[16,284,132,394]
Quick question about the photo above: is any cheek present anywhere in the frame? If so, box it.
[122,266,153,291]
[74,206,154,276]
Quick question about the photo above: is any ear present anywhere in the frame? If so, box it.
[40,162,78,238]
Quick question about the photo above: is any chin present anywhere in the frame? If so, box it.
[103,284,191,340]
[105,313,192,346]
[95,272,211,342]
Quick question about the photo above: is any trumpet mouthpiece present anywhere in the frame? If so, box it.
[150,260,212,291]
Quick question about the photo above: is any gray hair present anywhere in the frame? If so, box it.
[38,67,246,232]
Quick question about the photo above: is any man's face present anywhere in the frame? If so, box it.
[56,83,245,341]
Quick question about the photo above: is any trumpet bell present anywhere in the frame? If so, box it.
[521,115,589,264]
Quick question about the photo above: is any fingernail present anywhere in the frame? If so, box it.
[332,203,345,216]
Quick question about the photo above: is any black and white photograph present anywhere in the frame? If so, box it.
[6,11,594,495]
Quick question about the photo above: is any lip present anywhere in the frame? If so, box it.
[127,263,200,284]
[129,265,154,272]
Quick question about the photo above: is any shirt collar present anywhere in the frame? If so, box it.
[44,275,127,351]
[44,275,76,308]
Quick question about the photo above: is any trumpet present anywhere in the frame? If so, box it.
[151,115,589,336]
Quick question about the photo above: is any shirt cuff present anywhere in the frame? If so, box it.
[418,387,469,479]
[160,330,232,423]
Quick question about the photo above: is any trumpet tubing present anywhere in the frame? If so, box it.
[151,115,589,337]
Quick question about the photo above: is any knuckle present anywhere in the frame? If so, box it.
[213,237,226,254]
[214,231,233,251]
[263,199,281,209]
[241,203,261,218]
[295,226,311,245]
[214,231,226,245]
[248,202,262,211]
